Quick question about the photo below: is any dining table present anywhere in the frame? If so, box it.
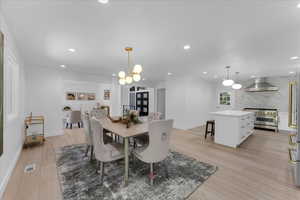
[99,117,149,186]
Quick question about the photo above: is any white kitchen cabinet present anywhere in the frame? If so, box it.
[211,110,255,148]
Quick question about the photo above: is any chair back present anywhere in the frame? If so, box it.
[81,113,93,145]
[90,117,107,161]
[90,109,107,119]
[70,110,81,123]
[148,112,162,121]
[147,119,173,162]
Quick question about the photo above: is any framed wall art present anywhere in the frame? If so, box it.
[0,31,4,156]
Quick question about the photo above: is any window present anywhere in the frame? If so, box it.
[5,47,19,117]
[219,92,231,105]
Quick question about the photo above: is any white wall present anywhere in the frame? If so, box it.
[166,75,215,129]
[0,12,25,199]
[25,65,121,137]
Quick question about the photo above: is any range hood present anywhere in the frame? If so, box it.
[245,77,278,92]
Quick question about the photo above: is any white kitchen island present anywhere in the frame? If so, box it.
[211,110,255,148]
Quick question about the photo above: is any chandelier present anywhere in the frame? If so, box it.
[118,47,142,85]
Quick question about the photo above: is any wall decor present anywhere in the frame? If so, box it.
[0,31,4,156]
[87,93,96,101]
[219,92,231,105]
[66,92,76,101]
[104,90,110,100]
[77,92,87,100]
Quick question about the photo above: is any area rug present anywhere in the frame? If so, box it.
[56,144,217,200]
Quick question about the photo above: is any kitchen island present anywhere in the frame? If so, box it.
[211,110,255,148]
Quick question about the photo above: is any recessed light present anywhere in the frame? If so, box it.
[289,71,295,74]
[290,56,299,60]
[203,71,208,74]
[251,75,256,78]
[183,45,191,50]
[167,72,173,76]
[142,78,146,81]
[60,65,66,68]
[68,48,76,52]
[297,3,300,8]
[98,0,109,4]
[112,73,116,77]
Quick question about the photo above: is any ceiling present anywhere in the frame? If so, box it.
[1,0,300,82]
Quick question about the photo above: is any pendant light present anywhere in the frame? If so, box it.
[222,66,234,86]
[118,47,143,85]
[232,72,242,90]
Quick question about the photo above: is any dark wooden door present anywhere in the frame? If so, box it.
[136,92,149,116]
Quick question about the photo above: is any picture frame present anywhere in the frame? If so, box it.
[104,90,110,100]
[66,92,76,101]
[77,92,87,101]
[87,93,96,101]
[219,92,231,105]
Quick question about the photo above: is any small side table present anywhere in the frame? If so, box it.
[24,116,45,148]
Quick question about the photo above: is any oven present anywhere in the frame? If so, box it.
[244,108,278,132]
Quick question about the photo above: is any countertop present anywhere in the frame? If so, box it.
[211,110,253,117]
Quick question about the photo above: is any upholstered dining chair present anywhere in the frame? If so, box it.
[81,113,94,161]
[133,119,173,185]
[134,112,162,146]
[66,110,82,129]
[90,109,108,119]
[90,118,125,184]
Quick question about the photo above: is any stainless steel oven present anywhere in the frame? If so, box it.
[244,108,278,132]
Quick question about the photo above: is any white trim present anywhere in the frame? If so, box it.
[0,145,22,199]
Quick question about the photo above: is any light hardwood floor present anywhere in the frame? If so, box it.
[2,127,300,200]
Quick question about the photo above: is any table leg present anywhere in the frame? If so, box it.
[124,137,129,186]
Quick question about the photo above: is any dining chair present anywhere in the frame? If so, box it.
[66,110,82,129]
[81,113,94,161]
[134,112,162,146]
[90,117,125,185]
[90,109,114,143]
[133,119,173,185]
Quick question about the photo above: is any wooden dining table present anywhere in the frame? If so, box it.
[99,118,149,186]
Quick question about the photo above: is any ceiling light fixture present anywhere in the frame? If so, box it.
[98,0,109,4]
[232,72,242,90]
[167,72,173,76]
[222,66,234,86]
[68,48,76,52]
[203,71,208,74]
[183,45,191,50]
[60,65,66,68]
[297,3,300,8]
[289,71,295,74]
[251,75,256,78]
[118,47,143,85]
[290,56,299,60]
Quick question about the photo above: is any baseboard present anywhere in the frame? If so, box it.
[0,145,22,199]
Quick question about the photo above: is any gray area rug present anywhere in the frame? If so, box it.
[56,144,217,200]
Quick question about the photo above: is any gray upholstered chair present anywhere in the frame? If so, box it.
[148,112,162,122]
[133,119,173,185]
[134,112,162,146]
[90,117,125,184]
[81,113,94,161]
[90,109,108,119]
[66,110,82,129]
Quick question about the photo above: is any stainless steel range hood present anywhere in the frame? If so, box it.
[245,78,278,92]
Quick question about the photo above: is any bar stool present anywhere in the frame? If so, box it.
[205,120,215,139]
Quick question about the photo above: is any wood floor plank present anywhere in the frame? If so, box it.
[2,127,300,200]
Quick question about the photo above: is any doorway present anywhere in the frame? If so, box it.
[157,88,166,119]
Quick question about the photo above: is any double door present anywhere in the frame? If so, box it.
[136,92,149,116]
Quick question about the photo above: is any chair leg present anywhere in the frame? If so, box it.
[205,122,208,139]
[90,145,94,161]
[85,145,90,157]
[78,122,81,128]
[163,161,169,179]
[66,123,68,129]
[150,163,154,186]
[99,162,104,185]
[70,123,72,129]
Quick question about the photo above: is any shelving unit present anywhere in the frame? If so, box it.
[24,115,45,148]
